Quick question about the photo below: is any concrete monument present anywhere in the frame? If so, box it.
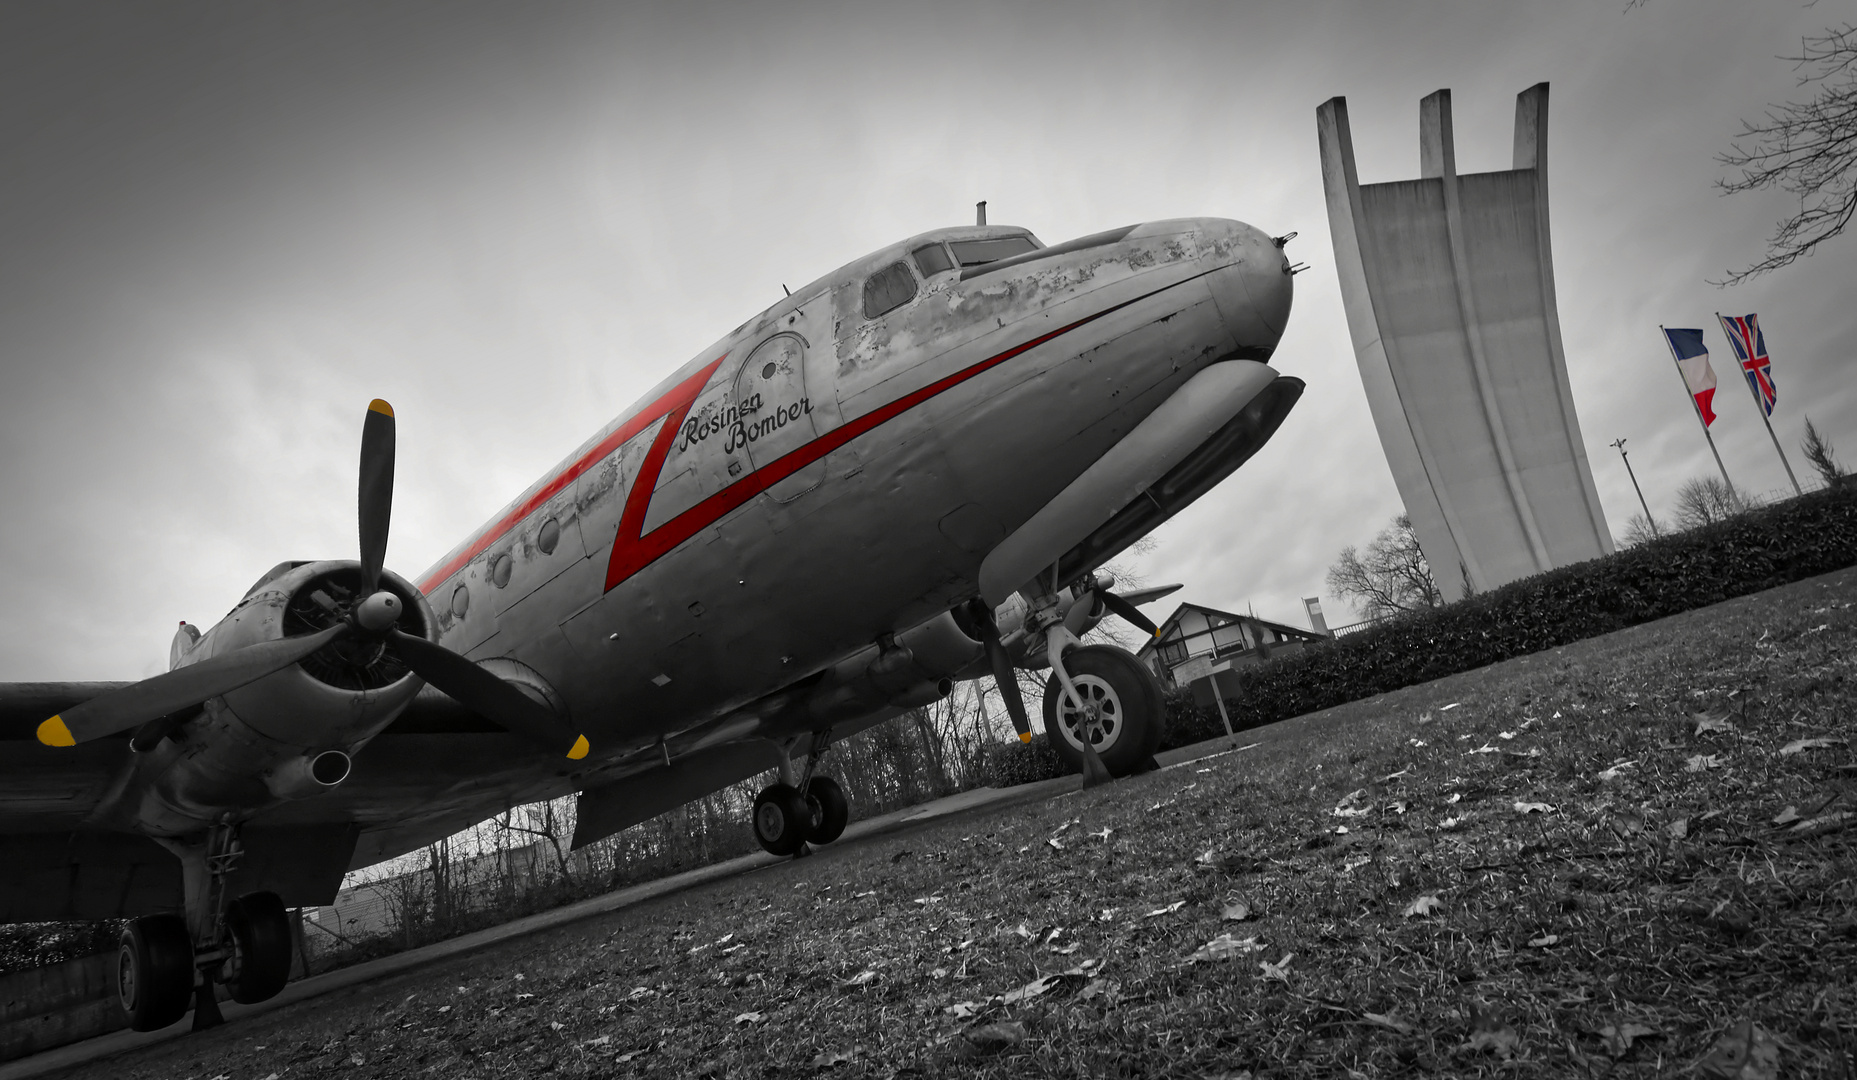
[1318,84,1612,601]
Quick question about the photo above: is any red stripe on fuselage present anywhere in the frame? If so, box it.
[420,266,1218,599]
[417,358,726,594]
[600,272,1209,591]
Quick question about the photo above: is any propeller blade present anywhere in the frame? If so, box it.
[38,624,347,746]
[968,599,1032,744]
[986,636,1034,744]
[1099,589,1161,637]
[358,399,396,594]
[388,629,589,760]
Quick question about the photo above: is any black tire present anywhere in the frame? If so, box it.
[752,783,812,856]
[117,914,194,1032]
[225,891,293,1004]
[1041,644,1166,777]
[804,776,850,845]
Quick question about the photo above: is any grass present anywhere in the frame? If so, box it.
[76,567,1857,1079]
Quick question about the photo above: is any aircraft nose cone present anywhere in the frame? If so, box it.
[1197,219,1293,357]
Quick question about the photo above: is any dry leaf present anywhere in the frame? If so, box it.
[1779,737,1838,756]
[1258,953,1294,981]
[1595,1021,1659,1058]
[1527,934,1560,947]
[1221,900,1252,922]
[1771,805,1801,827]
[1666,818,1690,840]
[1686,754,1726,772]
[733,1011,764,1024]
[999,974,1060,1004]
[1362,1011,1415,1035]
[1694,1018,1779,1080]
[839,970,877,988]
[956,1021,1026,1058]
[1514,801,1556,814]
[1404,894,1443,918]
[1047,837,1065,851]
[1186,933,1264,963]
[1693,710,1737,735]
[1597,759,1638,781]
[1143,900,1187,918]
[946,1001,980,1018]
[1462,1008,1520,1059]
[810,1047,859,1067]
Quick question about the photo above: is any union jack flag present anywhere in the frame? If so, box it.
[1718,313,1777,416]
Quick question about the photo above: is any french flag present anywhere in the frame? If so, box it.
[1663,328,1718,427]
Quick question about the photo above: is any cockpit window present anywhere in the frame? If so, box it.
[949,235,1038,267]
[862,261,917,319]
[912,243,954,278]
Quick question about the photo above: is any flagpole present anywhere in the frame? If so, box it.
[1660,325,1737,498]
[1716,313,1803,497]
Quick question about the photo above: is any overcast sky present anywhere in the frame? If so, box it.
[2,0,1851,682]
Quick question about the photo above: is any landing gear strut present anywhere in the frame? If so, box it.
[125,821,296,1032]
[752,730,850,856]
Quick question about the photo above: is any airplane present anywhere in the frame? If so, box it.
[0,212,1301,1034]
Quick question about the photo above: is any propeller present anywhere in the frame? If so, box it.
[966,599,1032,744]
[39,399,591,762]
[1095,589,1160,637]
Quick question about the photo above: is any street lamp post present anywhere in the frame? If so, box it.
[1610,438,1657,537]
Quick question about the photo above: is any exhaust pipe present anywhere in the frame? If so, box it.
[265,750,352,799]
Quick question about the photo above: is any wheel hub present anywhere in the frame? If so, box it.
[1058,675,1122,752]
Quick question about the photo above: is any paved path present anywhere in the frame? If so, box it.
[0,735,1250,1079]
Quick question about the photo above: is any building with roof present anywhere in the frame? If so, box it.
[1135,600,1328,709]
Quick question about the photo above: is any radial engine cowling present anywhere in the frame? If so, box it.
[129,560,438,832]
[186,560,437,747]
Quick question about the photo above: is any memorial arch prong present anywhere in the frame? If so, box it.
[1318,83,1612,602]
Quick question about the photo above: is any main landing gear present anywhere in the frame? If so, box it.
[1040,642,1165,782]
[121,822,297,1032]
[752,731,850,857]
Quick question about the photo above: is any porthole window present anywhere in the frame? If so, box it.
[451,584,470,618]
[537,517,561,555]
[862,261,917,319]
[491,553,513,588]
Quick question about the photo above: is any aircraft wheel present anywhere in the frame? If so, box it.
[225,891,293,1004]
[804,776,850,845]
[117,914,194,1032]
[1041,645,1166,777]
[752,783,812,856]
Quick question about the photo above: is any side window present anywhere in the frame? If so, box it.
[949,235,1039,266]
[912,243,954,278]
[862,261,917,319]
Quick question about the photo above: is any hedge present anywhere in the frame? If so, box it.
[1164,483,1857,743]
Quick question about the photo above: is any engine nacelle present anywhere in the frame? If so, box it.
[125,560,439,835]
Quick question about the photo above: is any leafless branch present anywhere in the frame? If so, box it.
[1717,23,1857,284]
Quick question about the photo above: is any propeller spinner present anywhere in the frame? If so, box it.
[39,400,591,761]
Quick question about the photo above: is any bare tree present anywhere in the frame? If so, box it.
[1802,416,1847,488]
[1619,512,1661,548]
[1717,23,1857,284]
[1671,476,1749,530]
[1326,514,1443,620]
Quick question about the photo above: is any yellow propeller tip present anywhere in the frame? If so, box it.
[1018,731,1032,745]
[567,735,590,760]
[368,399,395,417]
[37,716,75,747]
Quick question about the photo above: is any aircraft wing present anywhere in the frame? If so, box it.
[0,682,572,920]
